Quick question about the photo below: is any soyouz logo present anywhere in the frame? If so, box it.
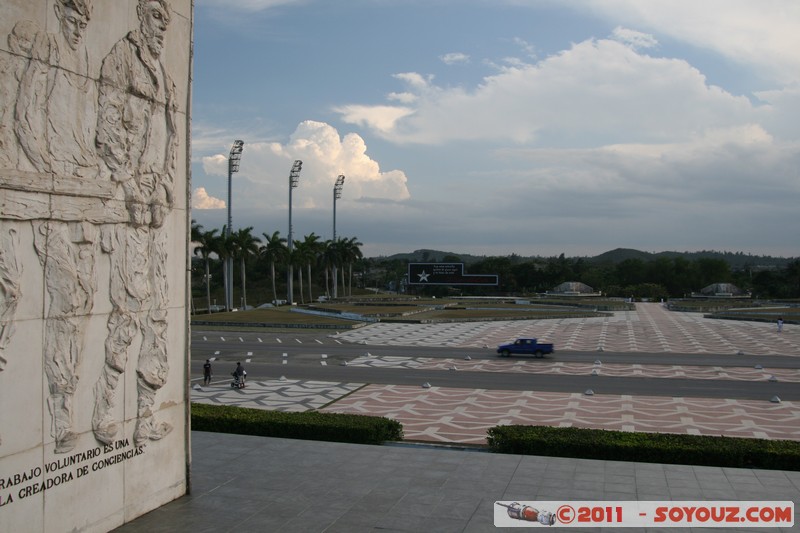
[494,501,794,528]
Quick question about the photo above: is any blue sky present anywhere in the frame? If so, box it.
[190,0,799,258]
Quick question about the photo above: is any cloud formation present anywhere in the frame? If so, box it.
[192,187,226,209]
[579,0,800,84]
[611,27,658,49]
[323,21,797,256]
[336,33,768,146]
[201,121,411,211]
[191,1,798,257]
[440,52,470,65]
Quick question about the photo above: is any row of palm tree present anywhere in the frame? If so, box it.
[191,221,363,313]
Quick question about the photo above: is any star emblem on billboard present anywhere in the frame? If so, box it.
[417,270,430,282]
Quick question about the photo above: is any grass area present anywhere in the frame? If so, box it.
[192,296,796,326]
[309,303,427,316]
[668,299,759,313]
[191,307,359,326]
[383,307,602,322]
[191,296,608,326]
[708,306,800,324]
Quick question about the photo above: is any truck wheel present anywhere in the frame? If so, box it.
[534,350,543,358]
[501,350,510,357]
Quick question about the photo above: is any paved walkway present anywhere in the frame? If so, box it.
[347,355,800,382]
[116,432,799,532]
[324,385,799,443]
[191,304,799,444]
[333,303,800,356]
[118,304,800,532]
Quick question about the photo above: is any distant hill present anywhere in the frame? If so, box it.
[371,249,487,265]
[372,247,794,270]
[589,248,792,269]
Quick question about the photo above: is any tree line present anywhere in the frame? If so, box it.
[371,254,800,300]
[191,221,362,312]
[190,222,798,308]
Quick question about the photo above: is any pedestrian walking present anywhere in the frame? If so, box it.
[777,317,784,333]
[203,359,212,385]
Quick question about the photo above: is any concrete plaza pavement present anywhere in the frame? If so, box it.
[115,431,799,532]
[116,303,799,532]
[191,303,799,444]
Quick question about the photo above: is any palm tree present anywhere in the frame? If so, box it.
[297,233,322,303]
[285,242,301,305]
[290,241,306,304]
[321,239,340,298]
[330,239,345,299]
[327,237,362,297]
[189,219,204,313]
[190,219,203,243]
[261,231,287,305]
[218,225,236,311]
[341,236,363,296]
[193,228,220,313]
[231,227,261,309]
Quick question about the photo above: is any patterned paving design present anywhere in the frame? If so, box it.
[321,384,800,445]
[191,304,799,445]
[347,355,800,382]
[191,379,364,412]
[334,303,800,356]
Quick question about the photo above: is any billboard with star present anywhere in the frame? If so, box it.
[407,263,499,286]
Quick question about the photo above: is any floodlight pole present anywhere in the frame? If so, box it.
[332,175,345,299]
[287,160,302,305]
[226,140,244,311]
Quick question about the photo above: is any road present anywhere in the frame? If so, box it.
[190,329,800,401]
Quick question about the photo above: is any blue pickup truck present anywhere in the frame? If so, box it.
[497,338,555,358]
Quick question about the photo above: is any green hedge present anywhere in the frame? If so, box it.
[487,425,800,471]
[191,403,403,445]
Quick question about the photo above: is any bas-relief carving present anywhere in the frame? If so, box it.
[0,227,21,372]
[0,0,178,453]
[92,0,176,448]
[17,0,100,455]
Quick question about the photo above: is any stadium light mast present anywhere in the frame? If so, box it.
[286,160,303,305]
[332,175,345,298]
[226,140,244,311]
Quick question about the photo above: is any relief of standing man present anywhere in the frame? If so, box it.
[12,0,99,453]
[92,0,178,447]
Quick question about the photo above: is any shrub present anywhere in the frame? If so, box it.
[191,403,403,445]
[487,425,800,471]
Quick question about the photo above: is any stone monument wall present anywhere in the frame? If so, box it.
[0,1,192,530]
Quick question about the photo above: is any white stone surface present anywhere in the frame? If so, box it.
[0,1,190,531]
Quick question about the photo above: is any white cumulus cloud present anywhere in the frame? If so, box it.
[332,105,416,135]
[578,0,800,84]
[200,121,411,212]
[192,187,226,209]
[611,27,658,49]
[337,35,762,146]
[440,52,470,65]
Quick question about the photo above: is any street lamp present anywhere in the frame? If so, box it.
[332,175,345,298]
[226,140,244,311]
[286,160,302,305]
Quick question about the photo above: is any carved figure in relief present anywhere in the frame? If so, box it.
[15,0,98,177]
[11,0,99,454]
[1,21,38,168]
[92,0,177,447]
[0,226,20,447]
[0,23,40,371]
[0,228,22,373]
